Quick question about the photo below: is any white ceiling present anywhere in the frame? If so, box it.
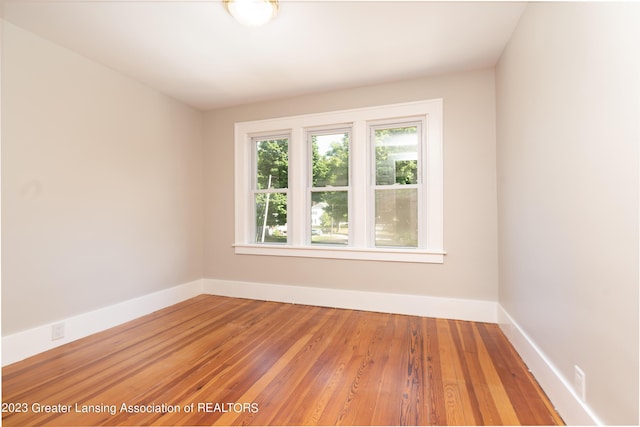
[2,1,527,110]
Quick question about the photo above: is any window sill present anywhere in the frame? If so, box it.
[233,244,445,264]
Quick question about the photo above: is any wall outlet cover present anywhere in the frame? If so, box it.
[51,323,65,341]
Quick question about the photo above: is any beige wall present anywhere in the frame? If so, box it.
[1,22,205,335]
[496,3,639,424]
[204,69,499,301]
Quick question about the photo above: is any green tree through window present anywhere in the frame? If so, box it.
[254,138,288,242]
[311,132,349,243]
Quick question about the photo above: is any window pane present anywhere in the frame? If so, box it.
[256,138,288,190]
[375,126,418,185]
[311,191,348,245]
[375,188,418,247]
[254,193,287,243]
[312,132,349,187]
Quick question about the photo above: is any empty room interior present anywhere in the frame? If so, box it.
[1,1,638,426]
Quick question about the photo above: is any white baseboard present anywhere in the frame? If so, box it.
[497,305,603,426]
[4,278,599,425]
[1,279,203,366]
[1,279,495,366]
[202,278,497,323]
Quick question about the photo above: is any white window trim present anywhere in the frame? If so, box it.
[234,99,445,263]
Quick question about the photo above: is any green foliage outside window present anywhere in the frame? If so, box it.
[254,127,419,243]
[374,126,418,186]
[255,138,289,243]
[311,133,349,235]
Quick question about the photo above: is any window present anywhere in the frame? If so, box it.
[309,128,350,246]
[234,99,444,263]
[253,135,289,243]
[372,122,421,248]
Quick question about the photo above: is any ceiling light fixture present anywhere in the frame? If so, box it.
[223,0,279,27]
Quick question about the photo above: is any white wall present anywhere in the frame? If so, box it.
[1,22,205,335]
[496,3,639,425]
[204,69,499,303]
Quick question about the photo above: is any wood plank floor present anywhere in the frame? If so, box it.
[2,295,563,426]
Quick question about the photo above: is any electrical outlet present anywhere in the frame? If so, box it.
[574,365,586,401]
[51,323,65,341]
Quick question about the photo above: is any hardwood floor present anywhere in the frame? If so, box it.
[2,295,563,426]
